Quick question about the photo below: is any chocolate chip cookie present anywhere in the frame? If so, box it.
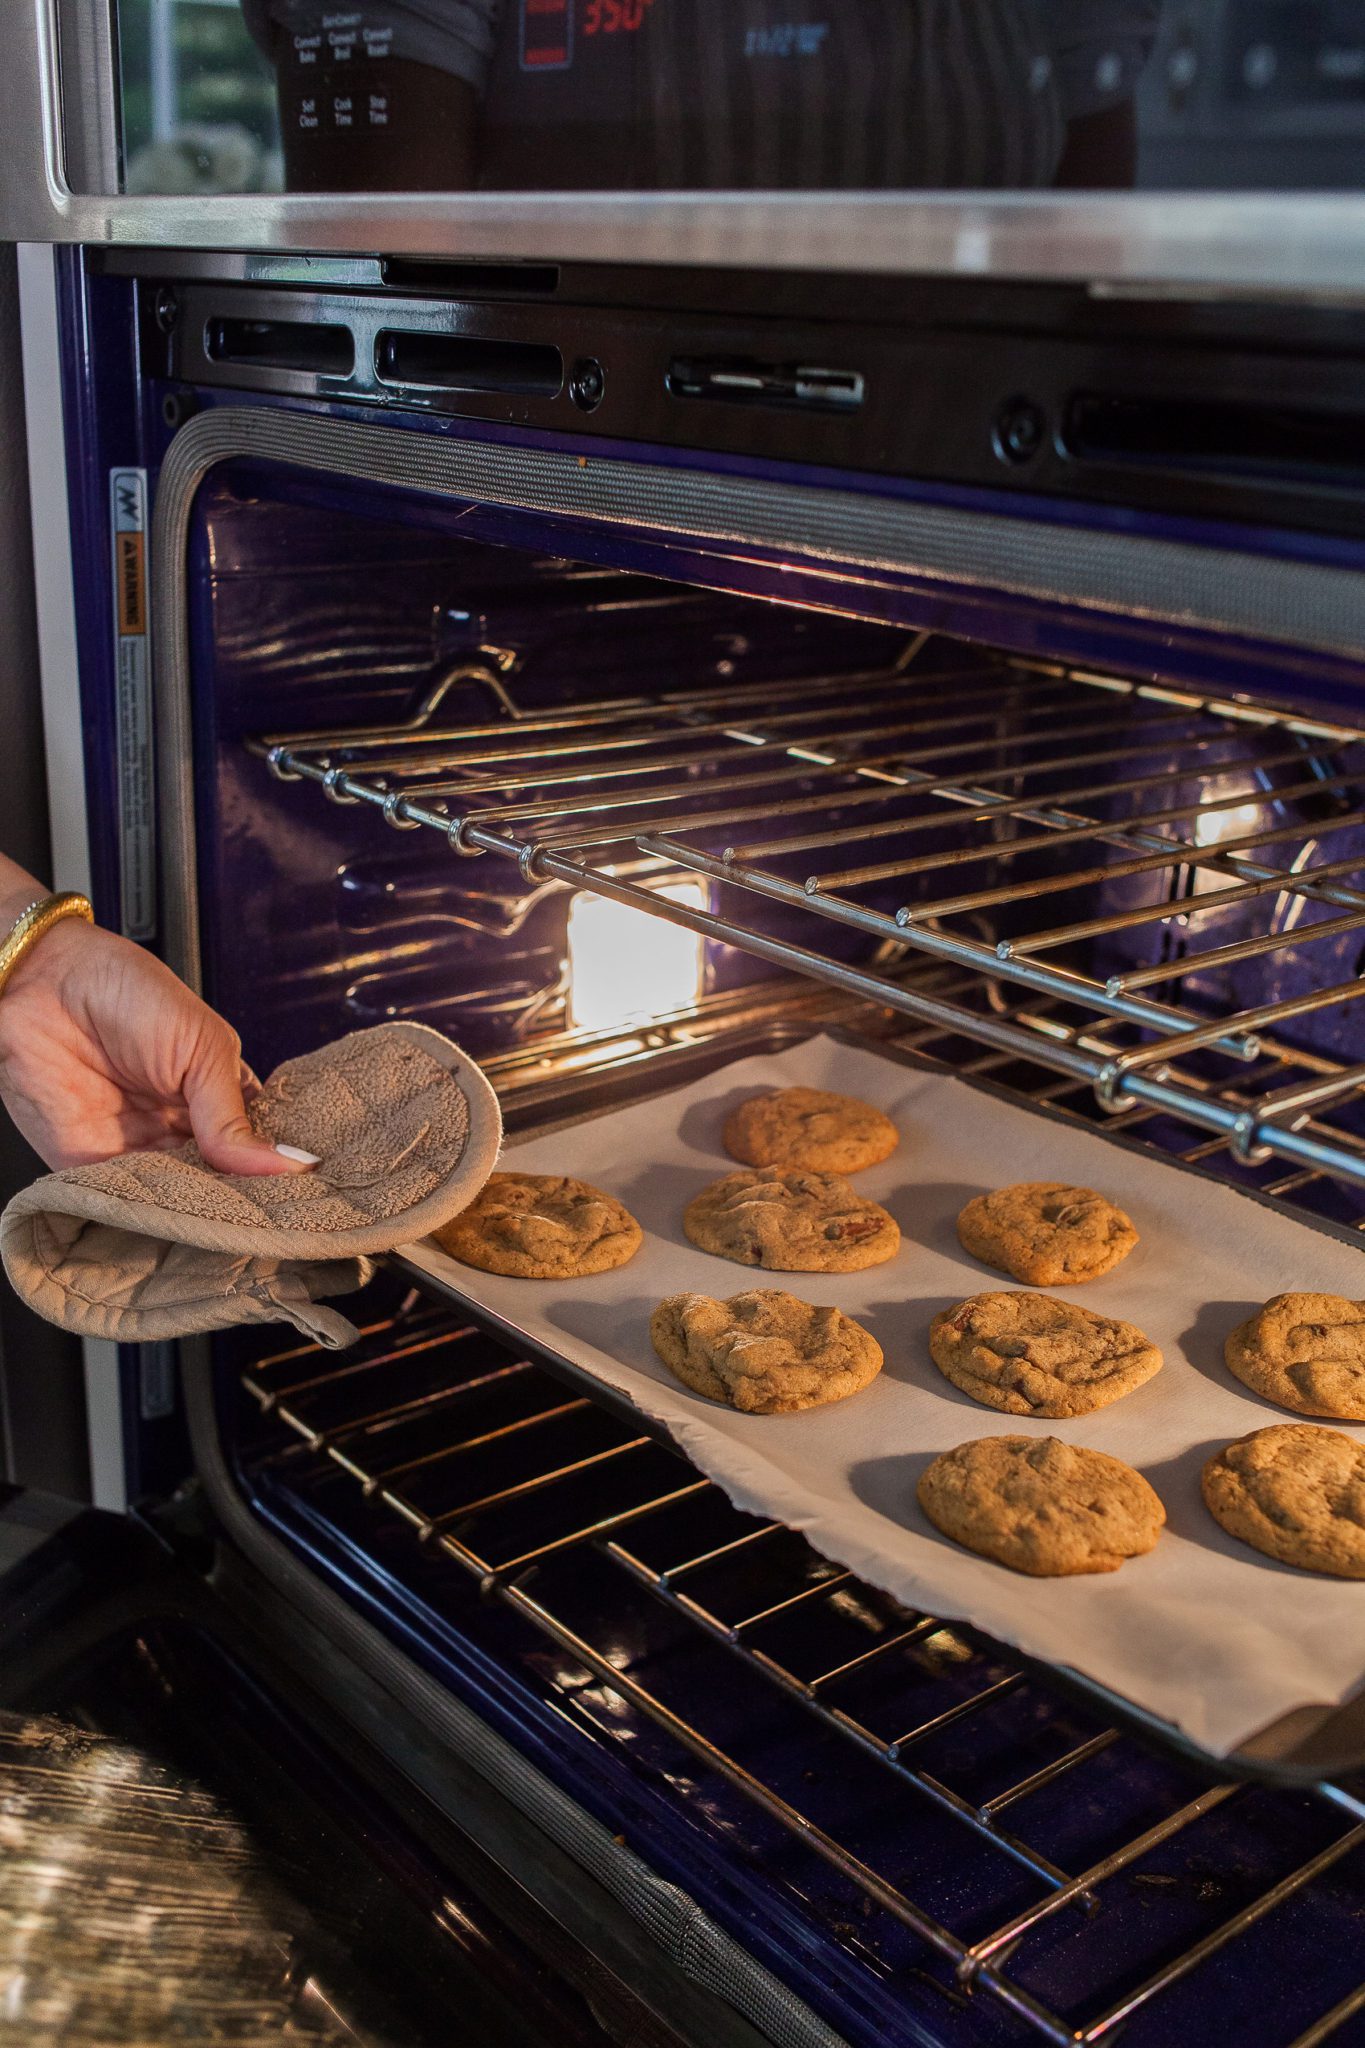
[650,1288,883,1414]
[722,1087,899,1174]
[434,1172,641,1279]
[1202,1424,1365,1578]
[918,1435,1166,1576]
[956,1182,1137,1287]
[683,1167,899,1274]
[929,1291,1162,1417]
[1224,1294,1365,1421]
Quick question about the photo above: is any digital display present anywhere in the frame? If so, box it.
[583,0,657,33]
[520,0,656,72]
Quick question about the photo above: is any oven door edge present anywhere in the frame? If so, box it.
[180,1338,849,2048]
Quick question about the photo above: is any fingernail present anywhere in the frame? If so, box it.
[275,1143,321,1165]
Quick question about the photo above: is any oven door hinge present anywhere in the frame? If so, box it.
[133,1475,219,1570]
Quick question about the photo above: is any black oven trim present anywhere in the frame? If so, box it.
[142,268,1365,546]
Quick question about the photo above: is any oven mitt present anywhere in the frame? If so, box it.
[0,1022,501,1351]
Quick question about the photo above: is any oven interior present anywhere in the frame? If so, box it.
[184,461,1365,2048]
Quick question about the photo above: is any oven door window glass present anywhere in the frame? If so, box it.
[108,1,1365,194]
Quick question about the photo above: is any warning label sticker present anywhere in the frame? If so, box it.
[109,468,156,940]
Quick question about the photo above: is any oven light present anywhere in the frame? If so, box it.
[567,882,706,1032]
[1190,798,1264,894]
[1194,800,1263,848]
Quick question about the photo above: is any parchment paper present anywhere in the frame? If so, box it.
[399,1035,1365,1757]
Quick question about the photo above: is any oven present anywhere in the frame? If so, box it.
[4,12,1365,2046]
[0,235,1360,2048]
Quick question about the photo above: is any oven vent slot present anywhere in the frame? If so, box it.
[1065,391,1365,489]
[205,316,355,378]
[380,258,561,297]
[668,357,865,413]
[376,330,564,397]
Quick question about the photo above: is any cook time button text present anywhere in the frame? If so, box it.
[744,20,830,56]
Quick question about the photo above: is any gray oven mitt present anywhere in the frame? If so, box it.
[0,1022,501,1351]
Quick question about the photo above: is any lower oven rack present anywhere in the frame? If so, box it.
[241,1302,1365,2048]
[238,998,1365,2048]
[253,639,1365,1194]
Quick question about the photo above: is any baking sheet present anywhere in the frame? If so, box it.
[401,1034,1365,1758]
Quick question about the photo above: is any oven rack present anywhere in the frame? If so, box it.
[486,967,1365,1230]
[242,1276,1365,2048]
[254,643,1365,1190]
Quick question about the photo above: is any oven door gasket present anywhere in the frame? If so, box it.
[151,402,1365,998]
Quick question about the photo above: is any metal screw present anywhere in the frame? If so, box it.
[154,286,180,333]
[993,397,1047,465]
[568,357,605,412]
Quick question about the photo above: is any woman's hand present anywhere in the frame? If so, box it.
[0,910,314,1176]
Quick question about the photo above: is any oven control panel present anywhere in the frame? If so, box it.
[113,0,1365,198]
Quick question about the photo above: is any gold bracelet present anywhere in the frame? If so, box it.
[0,892,95,998]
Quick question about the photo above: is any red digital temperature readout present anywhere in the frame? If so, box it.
[520,0,654,75]
[583,0,656,33]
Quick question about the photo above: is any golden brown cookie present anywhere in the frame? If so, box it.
[956,1182,1137,1286]
[929,1291,1162,1418]
[434,1172,641,1279]
[650,1288,883,1414]
[683,1167,899,1274]
[722,1087,899,1174]
[1224,1294,1365,1421]
[1202,1424,1365,1578]
[917,1435,1166,1576]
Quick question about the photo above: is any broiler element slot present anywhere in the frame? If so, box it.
[253,642,1365,1191]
